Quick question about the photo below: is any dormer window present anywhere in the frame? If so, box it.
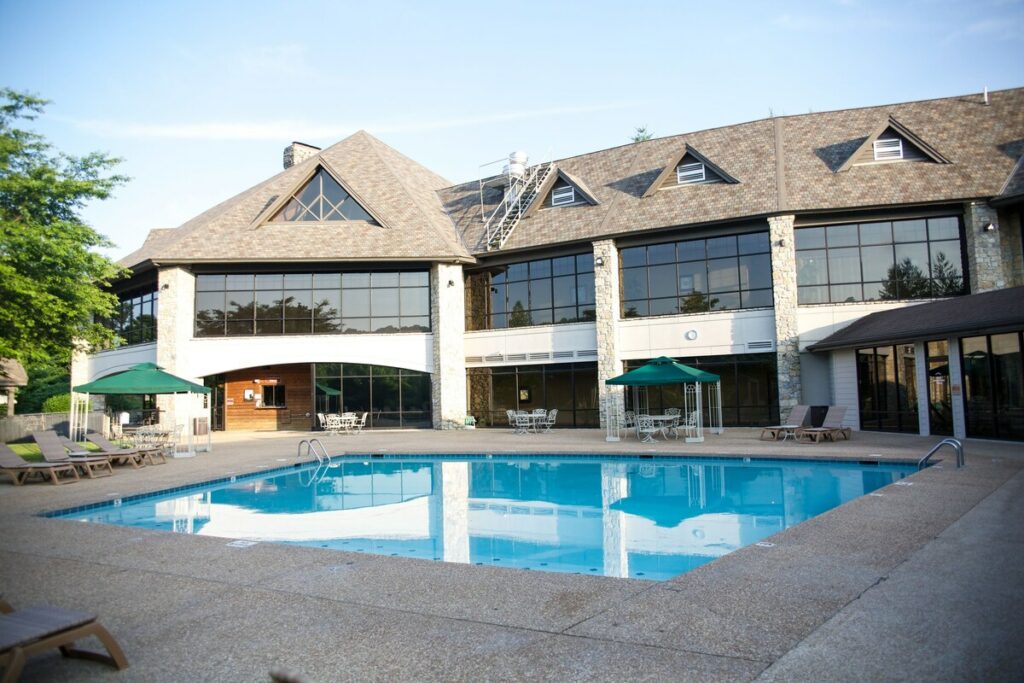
[270,167,377,224]
[676,162,706,185]
[551,185,575,206]
[873,138,903,161]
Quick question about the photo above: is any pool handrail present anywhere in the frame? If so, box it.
[297,438,331,466]
[918,438,964,470]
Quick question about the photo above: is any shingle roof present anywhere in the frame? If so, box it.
[440,88,1024,257]
[807,286,1024,352]
[121,131,472,268]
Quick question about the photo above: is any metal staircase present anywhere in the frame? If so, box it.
[483,161,554,251]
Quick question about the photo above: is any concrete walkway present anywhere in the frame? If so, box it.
[0,428,1021,681]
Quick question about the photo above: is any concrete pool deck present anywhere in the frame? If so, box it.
[0,428,1022,681]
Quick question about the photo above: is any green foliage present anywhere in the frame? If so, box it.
[12,362,68,413]
[41,392,70,413]
[0,88,130,366]
[631,126,653,142]
[508,301,531,327]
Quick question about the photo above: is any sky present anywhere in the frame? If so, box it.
[1,0,1022,260]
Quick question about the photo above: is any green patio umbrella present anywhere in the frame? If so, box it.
[605,356,719,386]
[73,363,210,395]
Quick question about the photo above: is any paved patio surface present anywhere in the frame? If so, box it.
[1,428,1022,681]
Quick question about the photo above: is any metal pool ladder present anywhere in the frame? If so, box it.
[918,438,964,470]
[297,438,331,466]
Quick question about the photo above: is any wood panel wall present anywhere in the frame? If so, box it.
[223,363,313,431]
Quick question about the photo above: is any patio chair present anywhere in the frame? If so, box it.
[513,412,533,435]
[352,412,368,434]
[543,408,558,432]
[760,405,810,441]
[0,445,80,486]
[31,431,113,479]
[623,411,636,439]
[636,415,659,443]
[0,603,128,681]
[796,406,852,443]
[505,410,517,432]
[679,411,700,439]
[83,433,156,468]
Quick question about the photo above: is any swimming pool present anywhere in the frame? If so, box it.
[51,455,915,581]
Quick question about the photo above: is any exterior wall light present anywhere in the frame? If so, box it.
[983,223,996,232]
[447,279,455,287]
[594,256,605,267]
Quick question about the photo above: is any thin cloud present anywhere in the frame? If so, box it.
[69,102,641,141]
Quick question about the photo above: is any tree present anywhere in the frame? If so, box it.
[931,251,964,296]
[630,126,653,142]
[0,89,129,367]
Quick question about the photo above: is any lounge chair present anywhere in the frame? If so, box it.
[796,406,852,443]
[84,433,162,467]
[0,445,80,486]
[0,603,128,681]
[760,405,810,441]
[31,431,113,479]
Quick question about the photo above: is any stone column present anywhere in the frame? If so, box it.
[156,266,198,434]
[948,337,966,440]
[914,341,930,436]
[594,239,623,428]
[431,263,467,428]
[997,208,1023,287]
[769,215,801,418]
[964,202,1006,293]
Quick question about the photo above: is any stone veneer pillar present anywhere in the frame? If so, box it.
[431,263,467,428]
[593,239,623,428]
[964,201,1006,293]
[155,266,198,432]
[769,215,801,418]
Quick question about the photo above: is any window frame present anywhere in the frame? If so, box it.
[872,138,904,161]
[551,185,576,206]
[676,162,706,185]
[261,384,287,408]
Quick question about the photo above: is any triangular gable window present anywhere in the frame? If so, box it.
[547,178,580,207]
[525,169,599,217]
[838,116,951,172]
[270,167,377,224]
[642,146,738,197]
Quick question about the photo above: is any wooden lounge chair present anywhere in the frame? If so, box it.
[31,431,113,478]
[760,405,810,440]
[0,604,128,681]
[796,406,852,443]
[0,445,79,486]
[85,433,163,467]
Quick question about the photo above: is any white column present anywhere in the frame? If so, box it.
[594,239,624,428]
[156,266,202,449]
[430,263,467,428]
[948,337,967,439]
[430,462,469,563]
[915,341,930,436]
[768,215,801,417]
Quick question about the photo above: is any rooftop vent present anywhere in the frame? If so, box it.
[283,141,321,169]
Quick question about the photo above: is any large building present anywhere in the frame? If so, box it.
[74,88,1024,441]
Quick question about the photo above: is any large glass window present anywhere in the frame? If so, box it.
[270,167,377,223]
[620,232,772,318]
[796,216,965,304]
[466,363,599,427]
[623,354,778,426]
[195,271,430,336]
[961,332,1024,441]
[314,363,431,429]
[465,253,595,331]
[856,345,919,433]
[103,286,158,346]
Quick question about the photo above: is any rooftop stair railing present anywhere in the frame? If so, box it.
[483,161,555,251]
[918,437,964,470]
[297,438,331,466]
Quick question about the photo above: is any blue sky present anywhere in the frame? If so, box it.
[1,0,1022,259]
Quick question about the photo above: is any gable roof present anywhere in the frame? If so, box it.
[835,115,952,173]
[807,286,1024,352]
[121,131,472,268]
[521,166,601,219]
[993,154,1024,206]
[642,144,739,197]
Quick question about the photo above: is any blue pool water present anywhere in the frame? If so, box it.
[51,455,914,581]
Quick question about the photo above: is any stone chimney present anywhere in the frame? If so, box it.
[283,141,321,169]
